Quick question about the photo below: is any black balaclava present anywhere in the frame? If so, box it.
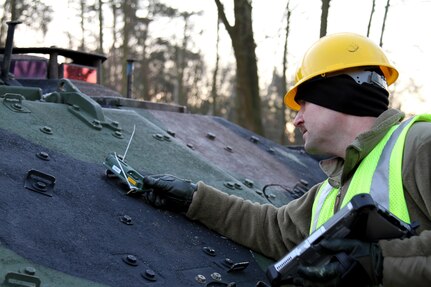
[295,73,389,117]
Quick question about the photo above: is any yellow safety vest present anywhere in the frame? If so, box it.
[310,114,431,233]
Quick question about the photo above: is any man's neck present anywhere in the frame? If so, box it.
[336,116,377,159]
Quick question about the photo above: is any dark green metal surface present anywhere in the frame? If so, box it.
[0,46,325,286]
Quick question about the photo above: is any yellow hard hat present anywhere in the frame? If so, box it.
[285,32,399,111]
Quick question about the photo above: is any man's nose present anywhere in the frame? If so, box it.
[293,110,303,127]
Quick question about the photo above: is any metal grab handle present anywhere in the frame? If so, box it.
[4,272,41,287]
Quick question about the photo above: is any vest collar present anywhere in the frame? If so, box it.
[320,109,405,186]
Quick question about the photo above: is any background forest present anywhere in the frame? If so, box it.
[0,0,428,145]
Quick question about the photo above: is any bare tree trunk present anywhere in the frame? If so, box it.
[121,1,134,96]
[10,0,17,21]
[111,3,118,55]
[280,1,292,145]
[140,19,151,101]
[98,0,104,54]
[176,13,190,106]
[320,0,331,37]
[0,0,11,45]
[109,2,120,91]
[211,17,221,116]
[380,0,391,47]
[97,0,104,84]
[214,0,264,135]
[80,0,85,50]
[367,0,376,37]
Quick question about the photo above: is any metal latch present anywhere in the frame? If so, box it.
[2,93,31,113]
[4,272,41,287]
[218,258,249,273]
[43,79,122,132]
[24,169,56,197]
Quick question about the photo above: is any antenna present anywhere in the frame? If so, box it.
[112,125,136,191]
[123,124,136,160]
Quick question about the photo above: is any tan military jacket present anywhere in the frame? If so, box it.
[187,109,431,286]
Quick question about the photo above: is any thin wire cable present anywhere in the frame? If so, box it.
[123,124,136,160]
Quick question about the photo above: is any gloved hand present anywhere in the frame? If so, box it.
[142,174,197,213]
[292,238,383,287]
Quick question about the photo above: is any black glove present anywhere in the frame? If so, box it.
[142,174,197,213]
[292,239,383,287]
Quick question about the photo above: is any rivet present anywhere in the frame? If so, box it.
[111,121,119,127]
[224,258,233,265]
[145,269,155,278]
[224,182,235,190]
[120,215,133,225]
[92,119,101,126]
[163,135,171,142]
[24,267,36,275]
[113,130,124,139]
[195,274,206,284]
[142,269,157,281]
[36,181,47,188]
[40,126,53,134]
[269,193,276,199]
[224,146,233,153]
[243,179,254,188]
[300,179,309,186]
[202,246,216,257]
[187,143,194,149]
[167,130,176,137]
[72,104,80,111]
[211,272,222,281]
[13,103,22,110]
[206,132,216,140]
[267,148,275,154]
[153,134,164,141]
[33,181,47,191]
[234,183,242,190]
[127,255,136,262]
[250,136,260,144]
[122,254,138,266]
[36,151,50,161]
[255,190,263,195]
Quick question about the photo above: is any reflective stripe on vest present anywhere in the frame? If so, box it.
[310,114,431,233]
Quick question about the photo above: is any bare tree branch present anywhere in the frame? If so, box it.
[367,0,376,37]
[380,0,391,47]
[214,0,234,36]
[320,0,331,37]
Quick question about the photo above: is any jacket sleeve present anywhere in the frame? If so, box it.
[379,122,431,286]
[186,182,318,260]
[379,231,431,286]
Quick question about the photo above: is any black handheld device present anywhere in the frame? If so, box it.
[266,193,417,286]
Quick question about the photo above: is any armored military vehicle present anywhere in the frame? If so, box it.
[0,21,325,286]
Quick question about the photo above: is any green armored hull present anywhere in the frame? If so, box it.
[0,22,325,287]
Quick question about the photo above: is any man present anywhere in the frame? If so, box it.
[142,33,431,286]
